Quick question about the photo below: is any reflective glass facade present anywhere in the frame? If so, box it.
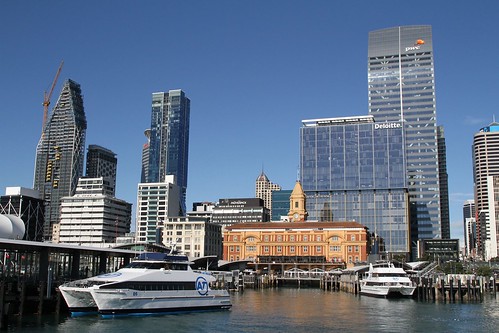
[33,79,87,240]
[148,90,190,214]
[368,26,448,245]
[300,116,410,253]
[271,190,292,221]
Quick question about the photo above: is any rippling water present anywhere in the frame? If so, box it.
[7,289,499,332]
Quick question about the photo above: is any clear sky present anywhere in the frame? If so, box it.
[1,0,498,244]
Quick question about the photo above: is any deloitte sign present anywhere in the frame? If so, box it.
[374,123,402,130]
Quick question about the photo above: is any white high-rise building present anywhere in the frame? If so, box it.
[463,200,476,258]
[255,171,281,217]
[59,177,132,246]
[473,122,499,259]
[135,176,180,244]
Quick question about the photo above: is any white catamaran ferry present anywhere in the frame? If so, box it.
[360,262,416,298]
[59,253,231,317]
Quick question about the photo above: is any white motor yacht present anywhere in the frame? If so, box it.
[360,262,416,298]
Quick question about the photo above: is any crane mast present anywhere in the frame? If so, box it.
[42,60,64,131]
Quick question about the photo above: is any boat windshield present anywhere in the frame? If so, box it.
[124,261,189,270]
[372,273,407,277]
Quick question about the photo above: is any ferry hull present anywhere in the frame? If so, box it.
[59,286,98,314]
[91,289,232,317]
[360,285,416,298]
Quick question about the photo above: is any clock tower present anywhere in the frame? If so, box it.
[288,180,307,222]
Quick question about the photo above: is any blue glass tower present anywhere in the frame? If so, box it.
[368,26,449,248]
[300,116,410,253]
[147,89,190,214]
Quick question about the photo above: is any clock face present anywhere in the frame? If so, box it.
[294,213,299,219]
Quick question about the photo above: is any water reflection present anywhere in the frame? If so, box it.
[6,288,499,332]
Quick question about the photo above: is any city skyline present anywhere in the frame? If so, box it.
[2,1,499,244]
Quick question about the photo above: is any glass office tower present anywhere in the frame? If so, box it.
[368,26,449,247]
[147,89,190,214]
[300,116,410,253]
[33,79,87,240]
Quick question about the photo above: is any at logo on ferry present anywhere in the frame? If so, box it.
[196,276,209,295]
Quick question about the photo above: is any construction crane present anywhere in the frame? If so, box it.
[42,60,64,130]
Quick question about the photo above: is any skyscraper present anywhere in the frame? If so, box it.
[141,129,151,183]
[368,26,448,248]
[86,145,117,196]
[255,171,281,217]
[300,116,410,254]
[135,176,181,244]
[147,89,190,214]
[463,199,476,257]
[472,122,499,259]
[33,79,87,240]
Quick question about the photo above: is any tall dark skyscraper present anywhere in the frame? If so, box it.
[86,144,117,196]
[33,79,87,240]
[140,129,151,183]
[368,26,449,249]
[147,89,190,214]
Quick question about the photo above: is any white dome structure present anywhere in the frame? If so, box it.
[0,214,25,239]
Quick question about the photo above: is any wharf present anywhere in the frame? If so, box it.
[238,265,498,303]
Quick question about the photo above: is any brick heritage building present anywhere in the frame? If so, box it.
[223,221,369,268]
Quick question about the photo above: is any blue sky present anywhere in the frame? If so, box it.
[1,0,498,243]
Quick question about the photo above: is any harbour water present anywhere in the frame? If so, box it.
[6,288,499,332]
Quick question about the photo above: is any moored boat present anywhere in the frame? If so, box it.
[360,262,416,298]
[59,252,231,317]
